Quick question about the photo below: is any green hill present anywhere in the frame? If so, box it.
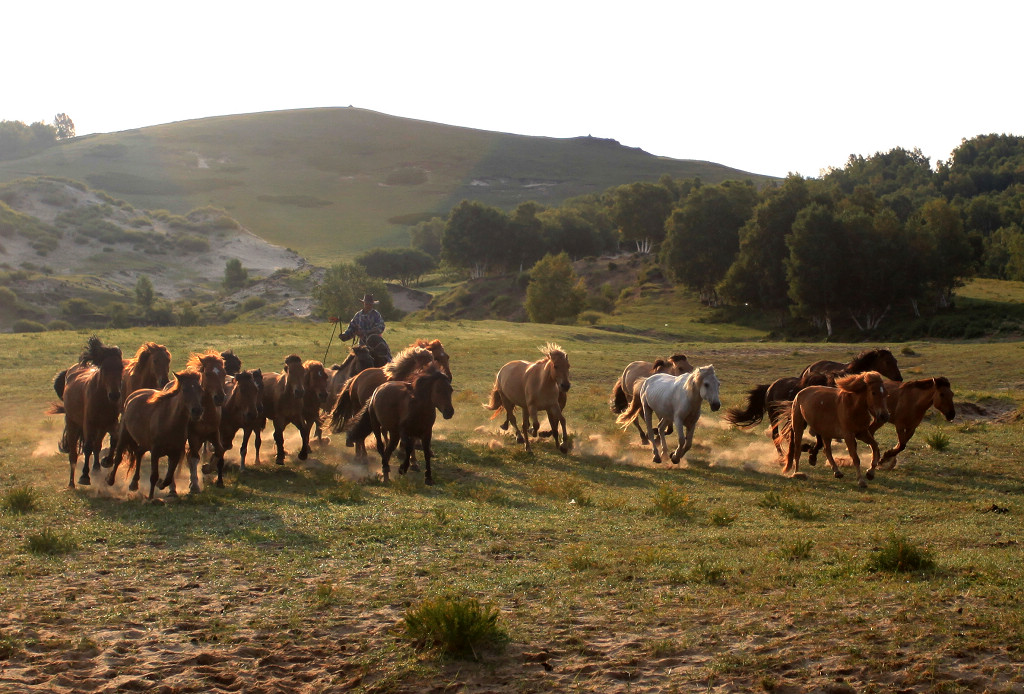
[0,108,775,264]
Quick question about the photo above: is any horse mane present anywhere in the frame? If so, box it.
[79,336,121,365]
[834,370,880,393]
[413,338,443,351]
[383,346,431,379]
[187,350,225,372]
[284,354,303,369]
[129,341,167,368]
[147,370,196,404]
[849,348,891,372]
[669,354,688,364]
[907,376,950,390]
[538,342,565,361]
[933,376,951,389]
[651,358,669,373]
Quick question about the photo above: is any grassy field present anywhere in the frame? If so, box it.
[0,108,775,264]
[1,319,1023,692]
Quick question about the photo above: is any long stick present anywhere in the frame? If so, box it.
[323,319,339,364]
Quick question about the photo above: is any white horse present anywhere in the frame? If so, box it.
[616,365,721,464]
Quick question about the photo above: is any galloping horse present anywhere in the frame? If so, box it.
[348,366,455,484]
[609,354,693,444]
[412,339,453,381]
[211,369,263,483]
[301,359,331,446]
[775,371,889,487]
[486,343,571,454]
[220,349,243,376]
[870,377,956,468]
[121,342,172,404]
[800,348,903,384]
[47,337,123,487]
[330,345,435,458]
[260,355,317,464]
[318,345,375,443]
[165,352,227,495]
[617,365,721,465]
[106,370,205,499]
[724,371,829,456]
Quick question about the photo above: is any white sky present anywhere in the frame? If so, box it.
[5,1,1022,178]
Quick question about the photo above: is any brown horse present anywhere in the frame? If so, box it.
[318,345,375,443]
[775,371,890,487]
[347,366,455,484]
[869,377,956,468]
[209,369,263,483]
[800,348,903,384]
[220,349,243,376]
[47,337,123,487]
[100,341,173,467]
[330,345,435,458]
[609,354,693,444]
[301,359,331,445]
[412,338,453,381]
[485,343,571,454]
[260,355,315,464]
[106,370,205,499]
[724,371,829,456]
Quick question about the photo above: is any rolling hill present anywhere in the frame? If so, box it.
[0,108,776,264]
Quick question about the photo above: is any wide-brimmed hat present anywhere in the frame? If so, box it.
[359,293,379,304]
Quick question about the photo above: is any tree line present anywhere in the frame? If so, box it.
[0,115,75,160]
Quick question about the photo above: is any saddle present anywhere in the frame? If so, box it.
[365,334,392,367]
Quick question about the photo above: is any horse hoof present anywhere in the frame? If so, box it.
[275,458,285,466]
[78,476,91,486]
[409,462,420,472]
[189,485,201,495]
[791,472,807,480]
[499,422,509,431]
[166,489,178,498]
[216,479,225,488]
[100,459,113,469]
[866,470,875,481]
[858,480,868,488]
[129,481,139,492]
[515,434,524,443]
[201,462,213,474]
[425,476,434,486]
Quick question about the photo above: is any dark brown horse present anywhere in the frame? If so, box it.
[485,343,571,454]
[330,345,435,458]
[106,370,205,499]
[319,345,375,443]
[609,354,693,444]
[412,338,453,381]
[260,355,315,464]
[102,341,173,467]
[724,371,829,456]
[47,337,123,487]
[775,371,890,487]
[220,349,243,376]
[210,369,263,484]
[347,366,455,484]
[870,377,956,468]
[800,348,903,384]
[163,352,228,495]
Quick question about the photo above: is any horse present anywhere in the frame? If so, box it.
[121,342,172,404]
[609,354,693,444]
[869,377,956,469]
[347,366,455,484]
[260,355,318,464]
[330,344,436,458]
[220,349,243,376]
[775,371,890,487]
[485,343,571,454]
[412,338,453,381]
[318,345,375,443]
[105,370,205,499]
[301,359,331,447]
[800,348,903,384]
[724,371,829,456]
[209,369,263,484]
[616,365,721,464]
[46,337,124,488]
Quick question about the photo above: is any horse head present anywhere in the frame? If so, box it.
[351,345,375,373]
[282,355,306,399]
[220,349,243,376]
[251,368,265,417]
[232,370,262,423]
[174,370,206,422]
[696,365,721,411]
[840,371,889,424]
[141,342,172,388]
[303,360,331,404]
[417,339,453,382]
[189,351,227,406]
[874,349,903,382]
[669,354,693,376]
[542,344,571,393]
[423,367,455,419]
[933,377,956,422]
[96,343,124,403]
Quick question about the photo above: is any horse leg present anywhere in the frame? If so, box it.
[858,431,882,481]
[821,439,843,479]
[130,451,143,492]
[422,434,435,486]
[380,435,399,483]
[64,424,81,489]
[807,436,823,466]
[149,453,163,500]
[398,435,414,476]
[786,414,807,480]
[546,409,567,454]
[298,420,311,461]
[633,415,650,445]
[273,422,286,465]
[845,437,867,487]
[187,450,203,494]
[239,427,251,472]
[643,405,661,464]
[78,431,97,486]
[881,426,912,469]
[254,426,263,465]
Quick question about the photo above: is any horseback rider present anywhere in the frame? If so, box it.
[340,293,392,366]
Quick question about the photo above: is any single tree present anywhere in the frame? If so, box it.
[54,113,75,140]
[224,258,249,290]
[525,252,586,324]
[135,275,155,311]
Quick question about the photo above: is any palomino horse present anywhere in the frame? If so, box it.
[47,337,123,487]
[106,370,205,499]
[800,348,903,384]
[609,354,693,444]
[162,352,228,495]
[486,343,571,454]
[210,369,263,484]
[318,345,375,443]
[724,371,829,456]
[775,371,890,488]
[869,377,956,469]
[617,365,721,465]
[331,345,435,458]
[348,366,455,484]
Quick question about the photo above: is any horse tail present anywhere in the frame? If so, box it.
[722,383,769,428]
[771,400,794,451]
[45,402,66,416]
[609,378,628,414]
[53,369,68,400]
[346,401,374,448]
[329,387,352,434]
[484,380,504,419]
[615,387,644,428]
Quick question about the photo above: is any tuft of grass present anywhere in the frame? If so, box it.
[758,491,820,521]
[4,485,37,514]
[710,507,738,526]
[321,478,366,504]
[528,474,592,507]
[26,528,78,556]
[649,484,694,520]
[691,558,729,585]
[779,539,814,562]
[926,431,951,451]
[403,595,507,660]
[0,633,23,659]
[312,581,339,609]
[867,534,936,574]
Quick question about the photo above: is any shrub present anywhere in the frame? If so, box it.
[47,320,73,331]
[867,534,936,573]
[778,539,814,561]
[12,319,46,333]
[403,595,506,659]
[758,491,820,520]
[577,310,603,325]
[649,484,693,520]
[4,486,37,514]
[240,296,266,312]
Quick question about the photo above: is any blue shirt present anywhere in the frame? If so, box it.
[341,308,385,344]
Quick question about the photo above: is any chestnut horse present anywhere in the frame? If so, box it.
[347,366,455,484]
[301,359,331,446]
[260,356,328,464]
[609,354,693,444]
[800,348,903,384]
[485,343,571,454]
[616,365,721,465]
[210,369,263,483]
[870,377,956,469]
[330,345,435,458]
[47,337,123,487]
[318,345,375,443]
[106,370,205,499]
[775,371,890,488]
[162,352,228,495]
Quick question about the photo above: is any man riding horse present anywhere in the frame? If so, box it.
[340,293,392,366]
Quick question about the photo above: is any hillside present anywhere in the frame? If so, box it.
[0,108,776,264]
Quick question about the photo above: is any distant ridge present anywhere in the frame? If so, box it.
[0,107,776,263]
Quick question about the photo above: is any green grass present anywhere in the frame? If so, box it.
[403,595,507,659]
[2,322,1023,691]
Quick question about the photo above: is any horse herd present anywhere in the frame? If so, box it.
[45,337,956,499]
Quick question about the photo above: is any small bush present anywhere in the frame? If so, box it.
[867,534,936,573]
[710,508,738,527]
[649,484,693,520]
[0,633,22,659]
[403,595,507,659]
[901,345,917,356]
[926,432,951,451]
[240,296,266,312]
[577,310,604,325]
[5,486,37,514]
[321,478,365,504]
[46,319,73,331]
[27,528,77,555]
[691,558,728,585]
[12,319,46,333]
[758,491,820,520]
[311,581,338,609]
